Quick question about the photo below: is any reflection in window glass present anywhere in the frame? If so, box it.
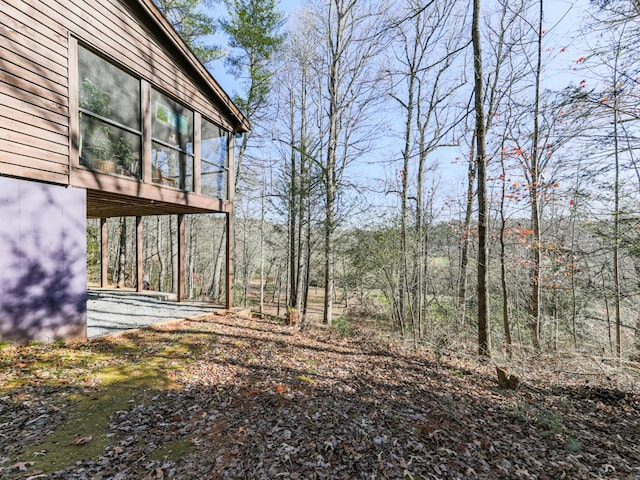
[151,89,193,150]
[78,45,141,178]
[151,89,194,191]
[201,118,228,200]
[152,143,193,191]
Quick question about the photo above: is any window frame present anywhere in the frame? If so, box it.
[200,116,231,201]
[71,38,234,201]
[76,43,143,179]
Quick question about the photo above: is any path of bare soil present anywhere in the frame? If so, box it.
[0,313,639,479]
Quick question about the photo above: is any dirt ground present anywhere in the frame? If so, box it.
[1,311,639,479]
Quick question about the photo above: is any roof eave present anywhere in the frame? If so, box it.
[130,0,251,133]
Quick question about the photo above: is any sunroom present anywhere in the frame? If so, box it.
[0,0,249,343]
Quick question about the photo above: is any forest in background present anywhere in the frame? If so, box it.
[88,0,640,361]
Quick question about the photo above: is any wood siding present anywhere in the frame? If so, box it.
[0,1,69,184]
[0,0,245,204]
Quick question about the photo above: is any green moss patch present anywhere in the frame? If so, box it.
[0,319,218,474]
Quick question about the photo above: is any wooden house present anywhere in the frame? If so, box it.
[0,0,249,342]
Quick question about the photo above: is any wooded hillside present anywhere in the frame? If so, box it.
[94,0,640,361]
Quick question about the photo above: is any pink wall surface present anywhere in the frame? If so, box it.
[0,177,87,343]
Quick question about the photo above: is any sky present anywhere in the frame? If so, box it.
[209,0,599,218]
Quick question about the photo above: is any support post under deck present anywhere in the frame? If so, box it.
[100,218,108,287]
[136,216,143,292]
[177,214,185,302]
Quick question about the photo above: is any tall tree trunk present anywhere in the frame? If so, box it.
[416,145,425,345]
[613,75,622,358]
[399,48,414,337]
[569,169,581,349]
[296,70,309,315]
[527,0,544,350]
[499,144,512,356]
[242,216,250,307]
[458,135,476,326]
[472,0,491,357]
[342,256,349,308]
[260,183,266,314]
[607,29,630,357]
[301,204,313,325]
[323,0,342,327]
[296,189,306,313]
[187,217,195,299]
[288,88,298,313]
[603,269,613,353]
[323,195,335,326]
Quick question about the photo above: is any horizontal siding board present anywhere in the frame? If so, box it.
[0,113,68,145]
[0,11,67,69]
[0,86,67,117]
[0,138,68,164]
[0,127,69,156]
[0,50,67,96]
[0,8,67,64]
[0,150,69,173]
[0,90,68,124]
[0,104,67,136]
[0,33,67,79]
[0,74,67,109]
[0,160,67,184]
[0,42,67,89]
[0,23,68,74]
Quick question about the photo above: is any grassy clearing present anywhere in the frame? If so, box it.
[0,321,213,474]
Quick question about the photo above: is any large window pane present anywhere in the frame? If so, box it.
[151,89,194,191]
[201,119,228,199]
[80,116,141,177]
[78,45,141,179]
[151,89,193,151]
[152,142,193,191]
[78,46,140,129]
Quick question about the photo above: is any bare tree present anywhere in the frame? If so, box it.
[472,0,490,357]
[307,0,391,325]
[389,0,467,343]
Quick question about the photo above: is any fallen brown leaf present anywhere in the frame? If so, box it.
[72,435,93,445]
[10,461,34,471]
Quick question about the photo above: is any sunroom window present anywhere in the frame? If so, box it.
[151,89,194,191]
[201,119,229,200]
[78,46,141,178]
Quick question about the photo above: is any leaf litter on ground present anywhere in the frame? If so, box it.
[0,312,639,479]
